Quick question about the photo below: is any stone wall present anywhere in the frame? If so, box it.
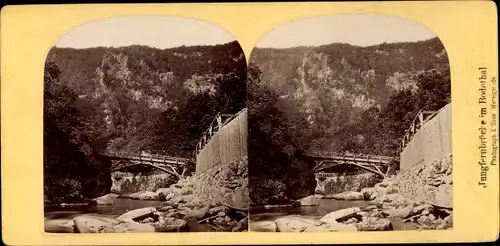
[111,172,176,194]
[315,171,382,195]
[158,157,248,210]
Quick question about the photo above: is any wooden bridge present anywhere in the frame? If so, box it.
[302,151,398,178]
[103,153,192,178]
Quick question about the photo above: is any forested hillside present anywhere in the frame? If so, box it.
[250,37,450,156]
[44,41,247,202]
[248,37,451,205]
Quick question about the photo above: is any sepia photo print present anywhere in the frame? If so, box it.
[247,14,452,232]
[43,15,248,233]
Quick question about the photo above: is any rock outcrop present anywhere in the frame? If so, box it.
[365,155,453,230]
[154,158,249,231]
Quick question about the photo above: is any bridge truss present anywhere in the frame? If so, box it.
[106,154,192,178]
[304,151,397,178]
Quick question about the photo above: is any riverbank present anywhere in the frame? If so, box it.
[45,158,249,233]
[249,155,453,232]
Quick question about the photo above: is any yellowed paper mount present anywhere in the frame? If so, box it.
[1,1,498,244]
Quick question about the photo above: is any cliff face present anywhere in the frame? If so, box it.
[250,38,450,153]
[44,42,247,203]
[247,38,451,206]
[46,41,247,156]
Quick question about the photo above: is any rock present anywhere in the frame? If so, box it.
[412,204,434,216]
[264,204,294,209]
[92,194,119,205]
[356,217,393,231]
[128,191,159,200]
[231,217,248,232]
[154,217,188,232]
[184,205,210,220]
[365,205,378,210]
[428,214,436,221]
[275,216,320,232]
[102,220,155,233]
[327,191,365,201]
[295,195,319,206]
[417,215,432,225]
[275,216,357,232]
[370,210,389,218]
[313,194,324,199]
[389,204,414,218]
[361,187,378,200]
[73,215,118,233]
[320,207,361,224]
[159,205,173,212]
[73,215,153,233]
[436,214,452,230]
[181,189,193,195]
[180,195,194,203]
[249,221,277,232]
[344,217,359,224]
[117,207,157,222]
[209,206,228,215]
[140,217,155,223]
[44,219,75,233]
[434,185,452,208]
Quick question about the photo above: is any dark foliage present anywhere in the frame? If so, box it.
[248,38,451,205]
[44,42,246,202]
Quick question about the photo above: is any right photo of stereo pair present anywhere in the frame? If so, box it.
[247,13,452,232]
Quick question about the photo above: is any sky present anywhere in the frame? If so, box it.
[55,15,236,49]
[257,14,437,48]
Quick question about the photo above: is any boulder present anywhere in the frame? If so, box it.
[295,195,319,206]
[436,214,452,230]
[356,217,393,231]
[412,204,434,216]
[388,204,414,218]
[44,219,75,233]
[117,207,157,222]
[72,216,118,233]
[92,194,119,205]
[231,217,248,232]
[320,207,361,224]
[209,206,228,215]
[101,221,155,233]
[330,191,365,201]
[370,210,389,218]
[275,216,322,232]
[128,191,159,200]
[434,185,452,208]
[154,217,188,232]
[361,187,378,200]
[275,216,356,232]
[184,205,210,220]
[249,221,277,232]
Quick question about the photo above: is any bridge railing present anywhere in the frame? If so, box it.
[106,153,190,166]
[304,151,396,164]
[194,110,242,156]
[399,109,439,151]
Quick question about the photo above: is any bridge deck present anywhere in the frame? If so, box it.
[303,151,397,177]
[103,153,191,178]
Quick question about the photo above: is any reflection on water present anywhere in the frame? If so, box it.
[44,198,215,233]
[250,199,373,221]
[45,198,166,220]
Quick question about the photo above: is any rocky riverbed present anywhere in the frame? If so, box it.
[47,158,249,233]
[251,155,453,232]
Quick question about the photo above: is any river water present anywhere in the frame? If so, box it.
[44,198,213,233]
[249,199,418,231]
